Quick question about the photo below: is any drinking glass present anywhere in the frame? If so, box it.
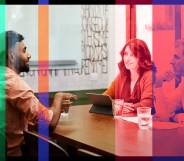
[137,107,151,129]
[113,99,124,117]
[60,100,71,124]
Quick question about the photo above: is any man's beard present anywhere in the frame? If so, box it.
[20,65,30,73]
[16,63,30,73]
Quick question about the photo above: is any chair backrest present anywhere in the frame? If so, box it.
[23,130,69,158]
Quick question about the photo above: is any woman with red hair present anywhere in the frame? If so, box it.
[103,38,153,114]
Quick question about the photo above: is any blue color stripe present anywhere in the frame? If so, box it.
[153,0,184,4]
[153,157,184,161]
[38,0,49,4]
[38,92,49,161]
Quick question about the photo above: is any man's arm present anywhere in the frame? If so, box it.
[154,77,184,122]
[49,92,77,130]
[154,70,175,88]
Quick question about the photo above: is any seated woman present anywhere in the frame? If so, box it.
[103,38,153,115]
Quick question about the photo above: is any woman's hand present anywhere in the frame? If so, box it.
[122,102,134,114]
[113,101,134,115]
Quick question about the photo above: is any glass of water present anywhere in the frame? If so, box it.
[137,107,151,129]
[112,99,124,117]
[60,100,72,124]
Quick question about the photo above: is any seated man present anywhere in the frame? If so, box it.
[0,30,78,156]
[154,39,184,124]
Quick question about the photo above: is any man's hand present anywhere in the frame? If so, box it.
[154,70,175,88]
[173,113,184,124]
[62,93,78,101]
[49,92,78,130]
[153,113,170,122]
[60,93,78,112]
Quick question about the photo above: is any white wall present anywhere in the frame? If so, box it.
[6,5,38,61]
[136,5,152,58]
[7,5,153,93]
[49,5,81,64]
[8,5,114,92]
[6,5,82,64]
[114,5,126,76]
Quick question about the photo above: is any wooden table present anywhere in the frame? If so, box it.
[50,104,153,157]
[30,105,184,157]
[28,104,184,157]
[153,125,184,156]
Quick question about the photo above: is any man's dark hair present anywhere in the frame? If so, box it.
[0,30,24,66]
[5,31,24,65]
[6,30,24,53]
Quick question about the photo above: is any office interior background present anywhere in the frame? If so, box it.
[6,5,184,103]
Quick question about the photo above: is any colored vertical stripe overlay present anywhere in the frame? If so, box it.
[0,0,5,4]
[153,0,184,4]
[153,157,184,161]
[0,5,5,161]
[4,0,184,4]
[39,0,49,4]
[116,0,152,4]
[49,0,115,4]
[6,0,38,4]
[38,5,49,161]
[152,4,184,161]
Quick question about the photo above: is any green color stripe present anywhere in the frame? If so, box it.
[0,5,6,160]
[0,1,5,4]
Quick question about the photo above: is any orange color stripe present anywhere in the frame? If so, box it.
[38,5,49,92]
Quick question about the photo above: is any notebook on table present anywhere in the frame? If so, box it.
[86,93,113,116]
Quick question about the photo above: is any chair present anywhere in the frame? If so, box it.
[23,130,69,160]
